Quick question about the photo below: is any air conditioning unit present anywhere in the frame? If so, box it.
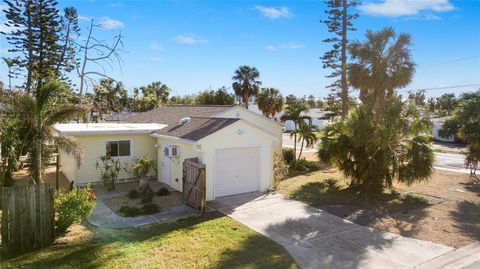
[164,145,179,158]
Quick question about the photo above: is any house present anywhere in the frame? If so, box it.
[431,117,455,142]
[104,111,140,122]
[248,105,332,132]
[54,105,283,200]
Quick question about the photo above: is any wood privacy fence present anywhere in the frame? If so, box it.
[182,158,206,213]
[1,183,55,257]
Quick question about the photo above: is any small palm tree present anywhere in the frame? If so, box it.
[348,27,415,113]
[281,102,310,161]
[256,88,284,118]
[232,65,261,109]
[13,80,86,184]
[294,123,319,159]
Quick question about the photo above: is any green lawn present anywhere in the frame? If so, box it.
[277,168,439,213]
[1,213,298,269]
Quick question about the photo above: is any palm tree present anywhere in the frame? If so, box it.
[281,102,310,161]
[294,123,319,159]
[148,81,170,104]
[256,88,284,118]
[13,80,86,183]
[2,57,20,91]
[94,78,128,116]
[232,65,261,109]
[348,27,415,112]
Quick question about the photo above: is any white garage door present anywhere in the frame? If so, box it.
[214,147,260,197]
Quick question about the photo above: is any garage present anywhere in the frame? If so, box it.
[214,147,260,197]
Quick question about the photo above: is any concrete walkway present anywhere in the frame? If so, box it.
[87,191,199,228]
[210,192,455,269]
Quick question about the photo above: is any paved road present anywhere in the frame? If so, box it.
[210,192,454,269]
[283,133,470,174]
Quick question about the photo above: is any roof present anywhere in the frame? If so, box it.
[53,123,167,136]
[152,117,239,141]
[126,105,235,125]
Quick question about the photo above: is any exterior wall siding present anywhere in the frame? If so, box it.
[59,147,76,182]
[73,134,157,184]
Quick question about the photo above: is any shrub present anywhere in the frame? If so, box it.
[141,203,160,214]
[157,187,170,196]
[55,186,96,233]
[282,148,295,165]
[291,159,321,172]
[140,184,153,204]
[119,206,142,217]
[96,155,122,191]
[273,151,288,188]
[127,189,139,199]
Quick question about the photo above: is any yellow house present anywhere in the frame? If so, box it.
[55,105,282,200]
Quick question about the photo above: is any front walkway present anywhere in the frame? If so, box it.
[88,189,199,229]
[209,192,455,269]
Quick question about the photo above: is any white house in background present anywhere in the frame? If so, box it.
[248,104,332,132]
[431,117,455,142]
[54,105,282,201]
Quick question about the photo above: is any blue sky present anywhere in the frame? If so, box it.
[1,0,479,98]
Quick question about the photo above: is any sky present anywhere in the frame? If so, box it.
[0,0,479,99]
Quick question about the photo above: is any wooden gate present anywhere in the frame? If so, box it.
[1,183,55,257]
[182,158,206,213]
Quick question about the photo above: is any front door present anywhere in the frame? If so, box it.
[161,147,171,184]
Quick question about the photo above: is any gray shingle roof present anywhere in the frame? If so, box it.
[126,105,238,141]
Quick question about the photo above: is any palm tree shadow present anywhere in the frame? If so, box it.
[451,201,480,241]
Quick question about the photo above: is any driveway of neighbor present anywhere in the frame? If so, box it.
[209,192,456,269]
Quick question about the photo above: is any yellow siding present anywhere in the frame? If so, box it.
[59,147,75,182]
[156,138,202,192]
[215,106,283,149]
[198,120,276,200]
[74,134,157,184]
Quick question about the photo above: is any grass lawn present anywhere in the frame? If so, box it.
[277,168,439,213]
[1,213,298,269]
[276,167,480,248]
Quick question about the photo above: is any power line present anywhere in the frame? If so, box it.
[426,55,480,66]
[398,83,480,93]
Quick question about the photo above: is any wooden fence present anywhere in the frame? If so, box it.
[1,183,55,257]
[182,158,206,213]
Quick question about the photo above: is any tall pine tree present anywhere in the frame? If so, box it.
[321,0,359,118]
[2,0,62,94]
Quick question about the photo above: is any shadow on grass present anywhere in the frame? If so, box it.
[2,213,220,268]
[288,178,433,237]
[451,201,480,242]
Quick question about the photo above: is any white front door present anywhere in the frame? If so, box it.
[161,147,171,184]
[214,147,260,197]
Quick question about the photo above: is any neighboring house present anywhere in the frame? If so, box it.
[248,105,332,132]
[431,117,455,142]
[54,105,282,200]
[104,111,140,122]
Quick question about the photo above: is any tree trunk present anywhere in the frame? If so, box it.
[340,0,349,118]
[244,95,249,109]
[293,123,297,161]
[298,138,305,159]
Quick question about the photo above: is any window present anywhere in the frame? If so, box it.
[106,140,130,157]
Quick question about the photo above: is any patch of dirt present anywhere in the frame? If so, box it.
[104,191,184,216]
[53,224,93,245]
[12,165,71,190]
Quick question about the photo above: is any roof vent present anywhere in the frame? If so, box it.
[178,117,191,125]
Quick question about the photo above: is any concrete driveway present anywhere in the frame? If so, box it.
[209,192,454,269]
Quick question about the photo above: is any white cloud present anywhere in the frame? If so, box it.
[78,15,92,22]
[148,56,161,62]
[99,17,124,30]
[359,0,455,17]
[149,42,164,51]
[265,45,277,51]
[174,35,208,45]
[255,6,292,19]
[265,42,304,51]
[108,2,124,8]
